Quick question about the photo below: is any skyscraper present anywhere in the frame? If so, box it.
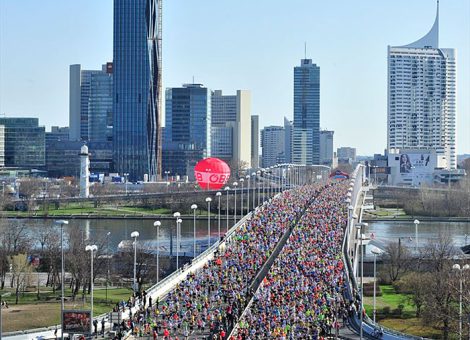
[163,84,211,176]
[113,0,162,181]
[320,130,334,166]
[388,2,456,169]
[292,59,320,165]
[210,90,252,168]
[261,126,285,168]
[251,115,259,169]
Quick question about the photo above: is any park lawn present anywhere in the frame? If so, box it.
[0,288,133,333]
[363,285,441,339]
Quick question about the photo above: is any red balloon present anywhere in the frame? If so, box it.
[194,158,231,190]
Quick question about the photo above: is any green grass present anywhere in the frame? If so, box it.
[363,285,441,338]
[0,287,135,331]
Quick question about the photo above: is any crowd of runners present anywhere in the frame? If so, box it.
[120,184,324,339]
[234,181,350,339]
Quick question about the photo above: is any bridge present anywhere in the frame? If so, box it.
[4,165,423,340]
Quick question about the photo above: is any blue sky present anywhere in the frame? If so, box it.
[0,0,469,155]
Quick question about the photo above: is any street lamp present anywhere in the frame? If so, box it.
[240,178,244,217]
[371,246,383,323]
[453,263,470,340]
[414,219,420,253]
[85,244,98,327]
[124,173,129,195]
[106,231,110,304]
[355,222,368,340]
[224,187,230,232]
[206,198,212,248]
[216,192,222,240]
[55,219,69,340]
[256,171,261,207]
[130,231,139,292]
[191,204,197,257]
[153,221,161,282]
[246,175,250,215]
[233,182,238,224]
[251,172,256,209]
[173,212,181,270]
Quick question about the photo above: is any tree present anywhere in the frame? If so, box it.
[381,240,411,284]
[396,271,431,317]
[10,254,32,304]
[418,232,460,339]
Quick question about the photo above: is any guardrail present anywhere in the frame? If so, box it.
[343,165,426,340]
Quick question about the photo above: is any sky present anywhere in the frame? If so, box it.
[0,0,469,156]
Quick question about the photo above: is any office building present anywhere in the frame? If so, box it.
[261,126,285,168]
[211,90,252,168]
[337,147,356,163]
[320,130,334,166]
[69,63,113,142]
[0,118,45,169]
[46,126,69,144]
[164,84,211,176]
[46,141,113,178]
[251,115,259,169]
[292,59,320,165]
[284,117,292,164]
[113,0,162,181]
[0,126,5,167]
[388,2,456,169]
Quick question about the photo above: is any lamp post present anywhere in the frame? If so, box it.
[191,204,197,257]
[130,231,139,292]
[205,198,212,248]
[233,182,238,224]
[55,219,69,340]
[153,221,161,282]
[173,212,181,270]
[124,173,129,195]
[256,171,261,207]
[453,263,470,340]
[414,219,420,253]
[240,178,244,217]
[106,231,110,304]
[224,187,230,232]
[371,246,383,323]
[251,172,256,209]
[85,244,98,328]
[216,192,222,239]
[355,222,367,340]
[246,175,250,215]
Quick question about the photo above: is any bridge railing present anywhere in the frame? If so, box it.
[343,165,426,340]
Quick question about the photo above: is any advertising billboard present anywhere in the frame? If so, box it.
[63,310,91,334]
[399,153,433,174]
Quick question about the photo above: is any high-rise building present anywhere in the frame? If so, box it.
[388,2,456,169]
[210,90,252,168]
[69,63,113,142]
[113,0,162,181]
[251,115,259,169]
[320,130,334,166]
[0,118,45,169]
[163,84,211,176]
[261,126,285,168]
[292,59,320,165]
[284,117,292,164]
[337,147,356,163]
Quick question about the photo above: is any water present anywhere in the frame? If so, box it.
[365,220,470,253]
[9,217,229,257]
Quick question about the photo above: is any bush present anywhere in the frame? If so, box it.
[382,306,391,315]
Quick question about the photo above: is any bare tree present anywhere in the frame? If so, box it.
[381,240,411,284]
[418,232,460,339]
[10,253,32,304]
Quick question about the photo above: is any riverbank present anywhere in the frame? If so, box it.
[363,207,470,222]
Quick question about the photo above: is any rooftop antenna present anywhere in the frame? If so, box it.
[304,42,307,59]
[192,75,195,84]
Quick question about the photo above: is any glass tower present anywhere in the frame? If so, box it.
[293,59,320,165]
[163,84,211,176]
[113,0,162,181]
